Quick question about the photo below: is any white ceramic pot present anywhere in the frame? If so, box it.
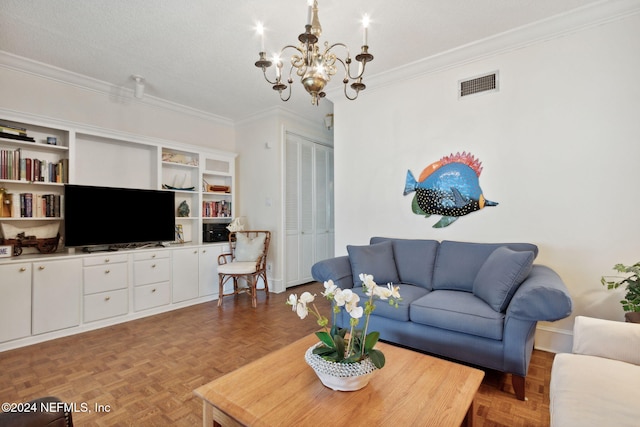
[304,344,378,391]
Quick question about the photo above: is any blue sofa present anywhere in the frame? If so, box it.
[311,237,573,400]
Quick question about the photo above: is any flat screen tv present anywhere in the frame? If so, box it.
[64,184,175,248]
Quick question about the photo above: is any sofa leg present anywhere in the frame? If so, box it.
[512,375,526,401]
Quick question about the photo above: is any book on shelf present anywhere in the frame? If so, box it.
[202,200,231,218]
[0,147,67,183]
[0,123,27,131]
[13,192,62,218]
[0,131,35,142]
[0,123,28,136]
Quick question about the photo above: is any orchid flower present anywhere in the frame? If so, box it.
[286,273,401,368]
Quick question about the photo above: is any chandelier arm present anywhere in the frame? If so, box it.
[279,84,292,102]
[343,83,360,101]
[260,44,306,86]
[324,43,361,80]
[261,69,279,86]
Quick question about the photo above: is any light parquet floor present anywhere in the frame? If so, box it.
[0,282,554,426]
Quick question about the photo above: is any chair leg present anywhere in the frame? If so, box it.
[250,276,257,308]
[262,272,269,295]
[217,273,224,307]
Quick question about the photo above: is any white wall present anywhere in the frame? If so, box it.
[333,12,640,351]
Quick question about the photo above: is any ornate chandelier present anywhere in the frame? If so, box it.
[255,0,373,105]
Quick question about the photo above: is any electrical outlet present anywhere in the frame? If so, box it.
[267,262,273,272]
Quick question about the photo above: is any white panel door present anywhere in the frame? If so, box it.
[284,133,334,287]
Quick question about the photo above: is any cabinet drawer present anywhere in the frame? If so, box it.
[133,251,169,262]
[133,282,170,311]
[134,258,170,286]
[83,289,128,323]
[83,254,128,267]
[84,262,128,294]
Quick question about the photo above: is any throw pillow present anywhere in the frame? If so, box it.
[234,233,266,262]
[472,247,535,312]
[347,241,400,287]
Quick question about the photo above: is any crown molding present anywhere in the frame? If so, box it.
[327,0,640,99]
[0,50,235,128]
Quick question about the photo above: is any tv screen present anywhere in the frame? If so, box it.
[64,184,175,248]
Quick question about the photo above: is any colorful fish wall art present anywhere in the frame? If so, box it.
[403,152,498,228]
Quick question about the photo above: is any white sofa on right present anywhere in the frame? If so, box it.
[550,315,640,427]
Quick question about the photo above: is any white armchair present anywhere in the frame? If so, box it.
[550,316,640,427]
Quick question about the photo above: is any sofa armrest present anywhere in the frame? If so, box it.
[572,315,640,365]
[506,265,572,321]
[311,256,354,289]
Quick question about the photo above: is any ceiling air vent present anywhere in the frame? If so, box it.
[459,71,499,98]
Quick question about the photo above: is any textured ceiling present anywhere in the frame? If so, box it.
[0,0,608,123]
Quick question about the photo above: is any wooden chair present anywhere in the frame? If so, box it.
[217,230,271,308]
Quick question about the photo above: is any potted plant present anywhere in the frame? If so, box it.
[287,274,401,390]
[601,262,640,323]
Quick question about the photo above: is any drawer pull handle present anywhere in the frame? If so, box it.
[152,254,156,258]
[152,288,157,293]
[194,250,198,254]
[105,296,111,301]
[19,267,26,272]
[105,258,110,263]
[38,266,45,270]
[105,270,110,274]
[151,264,156,268]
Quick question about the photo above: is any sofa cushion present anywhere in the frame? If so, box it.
[472,247,535,312]
[572,316,640,365]
[351,283,429,322]
[347,241,400,287]
[410,290,505,340]
[432,240,538,292]
[370,237,439,290]
[550,353,640,427]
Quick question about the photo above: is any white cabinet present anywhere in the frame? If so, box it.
[32,258,82,335]
[172,247,199,303]
[285,134,334,287]
[83,254,128,323]
[199,244,222,297]
[133,251,171,311]
[0,263,31,343]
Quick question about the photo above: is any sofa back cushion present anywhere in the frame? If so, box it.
[370,237,438,290]
[433,240,538,292]
[572,316,640,365]
[472,247,535,312]
[347,241,400,287]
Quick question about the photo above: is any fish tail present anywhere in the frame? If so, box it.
[403,170,417,196]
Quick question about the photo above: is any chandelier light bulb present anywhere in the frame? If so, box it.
[362,15,370,46]
[256,22,265,52]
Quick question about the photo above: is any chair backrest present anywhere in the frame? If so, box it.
[228,230,271,269]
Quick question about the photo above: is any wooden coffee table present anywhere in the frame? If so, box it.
[194,334,484,427]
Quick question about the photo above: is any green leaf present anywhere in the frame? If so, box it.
[364,331,380,352]
[333,335,346,362]
[313,346,336,357]
[368,349,385,368]
[315,331,334,348]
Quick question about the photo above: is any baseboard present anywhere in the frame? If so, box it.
[534,324,573,354]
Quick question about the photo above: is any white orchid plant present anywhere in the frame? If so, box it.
[287,273,401,369]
